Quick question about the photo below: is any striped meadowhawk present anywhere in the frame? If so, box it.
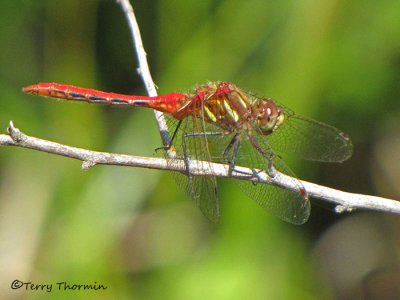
[23,81,353,224]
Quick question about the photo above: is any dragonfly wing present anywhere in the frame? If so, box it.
[233,133,311,225]
[172,172,219,222]
[165,115,220,222]
[270,108,353,162]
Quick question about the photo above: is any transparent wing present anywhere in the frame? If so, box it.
[269,107,353,162]
[173,119,311,224]
[229,132,311,225]
[164,115,221,222]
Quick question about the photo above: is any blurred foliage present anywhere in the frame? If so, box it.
[0,0,399,299]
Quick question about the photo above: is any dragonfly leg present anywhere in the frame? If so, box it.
[229,165,263,186]
[224,134,269,183]
[155,120,183,152]
[181,131,225,178]
[180,132,192,179]
[247,132,277,178]
[222,134,241,175]
[250,169,264,185]
[267,156,277,178]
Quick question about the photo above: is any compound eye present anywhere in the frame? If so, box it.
[265,107,273,120]
[256,100,280,135]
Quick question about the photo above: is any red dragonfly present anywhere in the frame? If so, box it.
[23,81,353,224]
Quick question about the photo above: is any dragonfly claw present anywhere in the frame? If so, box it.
[155,144,171,152]
[267,165,277,178]
[231,166,263,186]
[251,169,264,186]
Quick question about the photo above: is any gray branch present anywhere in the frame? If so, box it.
[1,121,400,216]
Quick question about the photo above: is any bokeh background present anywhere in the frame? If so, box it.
[1,0,400,299]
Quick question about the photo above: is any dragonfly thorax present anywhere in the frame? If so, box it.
[253,99,284,136]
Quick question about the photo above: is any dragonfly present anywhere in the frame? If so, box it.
[23,81,353,224]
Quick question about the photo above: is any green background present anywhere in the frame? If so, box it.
[1,0,399,299]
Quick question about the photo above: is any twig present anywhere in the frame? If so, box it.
[116,0,171,148]
[1,121,400,215]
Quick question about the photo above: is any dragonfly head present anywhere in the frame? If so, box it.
[254,99,284,136]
